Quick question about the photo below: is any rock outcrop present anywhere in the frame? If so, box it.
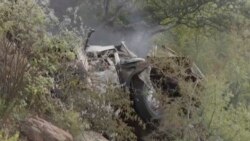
[20,116,73,141]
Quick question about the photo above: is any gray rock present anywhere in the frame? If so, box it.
[20,116,73,141]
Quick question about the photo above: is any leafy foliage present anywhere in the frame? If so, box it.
[154,16,250,140]
[0,1,144,140]
[0,131,19,141]
[143,0,246,30]
[145,54,206,141]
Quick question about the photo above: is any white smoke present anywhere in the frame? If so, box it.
[48,0,154,57]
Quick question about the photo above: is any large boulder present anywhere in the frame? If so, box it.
[20,116,73,141]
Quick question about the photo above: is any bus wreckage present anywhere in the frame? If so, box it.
[81,29,204,123]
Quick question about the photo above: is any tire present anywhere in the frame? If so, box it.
[130,75,162,123]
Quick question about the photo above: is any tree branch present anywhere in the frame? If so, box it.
[148,23,177,36]
[98,1,128,28]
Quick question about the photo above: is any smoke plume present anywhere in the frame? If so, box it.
[48,0,154,57]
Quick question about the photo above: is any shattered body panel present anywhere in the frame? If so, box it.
[86,42,149,87]
[86,45,115,53]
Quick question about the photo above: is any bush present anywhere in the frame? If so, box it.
[144,53,206,141]
[0,0,86,137]
[0,2,142,140]
[201,32,250,141]
[66,86,142,140]
[0,131,19,141]
[0,0,46,126]
[154,24,250,141]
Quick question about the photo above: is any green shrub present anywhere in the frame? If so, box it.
[154,24,250,141]
[145,54,206,141]
[0,0,85,137]
[66,87,142,140]
[0,131,19,141]
[201,32,250,141]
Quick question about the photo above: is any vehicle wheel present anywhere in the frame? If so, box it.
[130,75,162,123]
